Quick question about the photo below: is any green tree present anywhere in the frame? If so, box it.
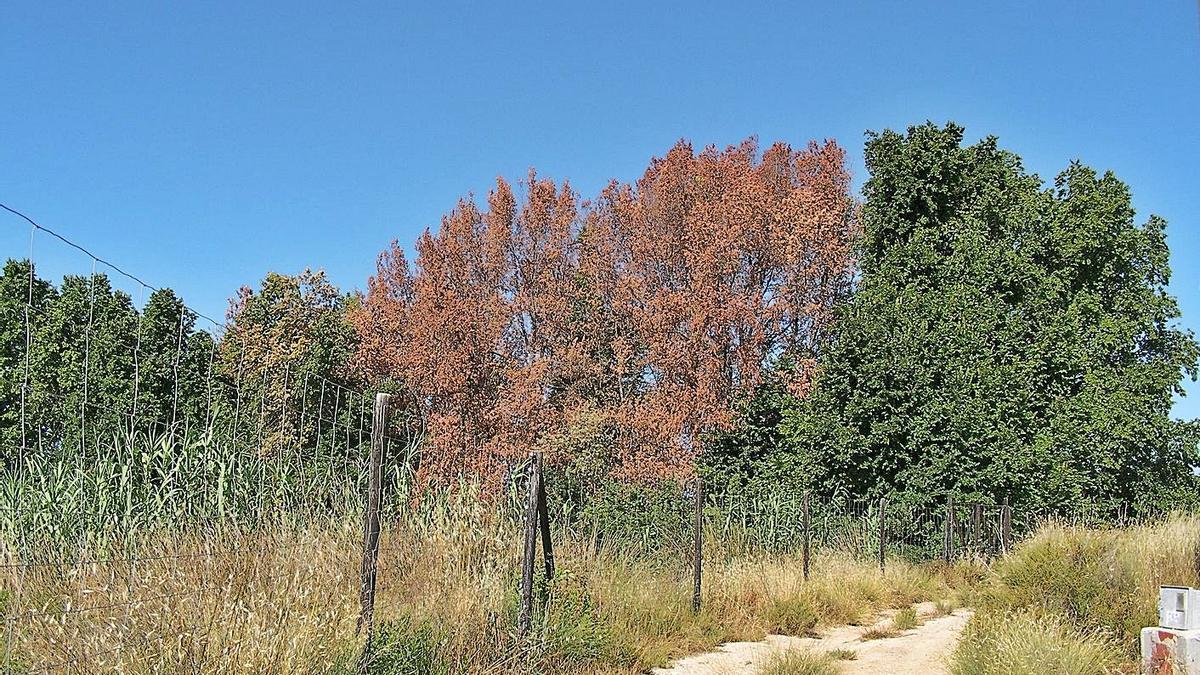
[219,270,359,453]
[778,123,1198,515]
[1,261,218,457]
[0,260,56,456]
[135,288,216,434]
[31,272,139,453]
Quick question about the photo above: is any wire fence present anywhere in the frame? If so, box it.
[0,204,1152,673]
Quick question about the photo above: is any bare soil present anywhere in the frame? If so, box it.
[651,602,973,675]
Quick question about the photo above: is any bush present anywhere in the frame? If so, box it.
[891,606,920,631]
[765,596,819,635]
[537,571,623,669]
[978,517,1200,651]
[950,611,1122,675]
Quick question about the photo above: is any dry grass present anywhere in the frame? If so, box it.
[950,611,1124,675]
[949,513,1200,674]
[858,625,898,640]
[1,498,973,674]
[754,648,839,675]
[4,524,364,674]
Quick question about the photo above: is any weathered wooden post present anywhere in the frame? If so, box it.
[692,476,703,613]
[518,452,542,638]
[357,392,390,672]
[535,454,555,581]
[943,496,955,564]
[802,491,811,581]
[877,497,887,573]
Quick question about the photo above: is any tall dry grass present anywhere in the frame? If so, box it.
[951,513,1200,674]
[2,492,973,674]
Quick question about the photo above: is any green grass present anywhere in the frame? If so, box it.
[826,648,857,660]
[365,617,452,675]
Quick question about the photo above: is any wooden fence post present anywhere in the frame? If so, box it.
[536,454,555,581]
[1001,495,1012,553]
[802,492,811,582]
[877,497,886,573]
[357,392,390,671]
[943,496,955,565]
[692,476,703,613]
[518,452,542,638]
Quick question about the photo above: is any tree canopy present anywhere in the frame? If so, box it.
[351,138,859,487]
[772,122,1198,514]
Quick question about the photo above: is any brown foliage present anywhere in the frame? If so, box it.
[351,138,857,486]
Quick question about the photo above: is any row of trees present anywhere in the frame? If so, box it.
[0,261,213,454]
[0,262,360,458]
[3,122,1195,515]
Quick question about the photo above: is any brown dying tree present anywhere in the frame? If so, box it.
[352,138,857,486]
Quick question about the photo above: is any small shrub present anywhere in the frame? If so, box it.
[537,573,620,669]
[933,599,956,617]
[756,648,839,675]
[860,626,898,640]
[765,595,819,635]
[891,606,920,631]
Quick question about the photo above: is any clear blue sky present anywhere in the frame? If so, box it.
[2,2,1198,415]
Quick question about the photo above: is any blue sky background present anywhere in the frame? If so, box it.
[2,2,1198,416]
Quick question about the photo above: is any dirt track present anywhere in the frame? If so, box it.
[651,602,973,675]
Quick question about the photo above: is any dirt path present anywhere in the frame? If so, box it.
[651,603,973,675]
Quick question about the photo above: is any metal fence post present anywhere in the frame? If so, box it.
[357,392,390,671]
[802,491,811,581]
[877,497,886,573]
[1001,495,1012,553]
[943,496,955,565]
[972,503,982,556]
[692,476,703,613]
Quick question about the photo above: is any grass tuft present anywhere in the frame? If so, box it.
[826,647,857,660]
[859,626,899,640]
[891,606,921,631]
[755,648,839,675]
[765,595,820,636]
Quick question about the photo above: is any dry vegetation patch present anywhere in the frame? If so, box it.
[2,505,975,674]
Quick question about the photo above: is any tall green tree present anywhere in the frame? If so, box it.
[779,123,1198,515]
[32,272,139,453]
[135,288,214,433]
[0,260,56,456]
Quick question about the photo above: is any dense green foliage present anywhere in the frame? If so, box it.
[773,123,1198,514]
[0,260,215,457]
